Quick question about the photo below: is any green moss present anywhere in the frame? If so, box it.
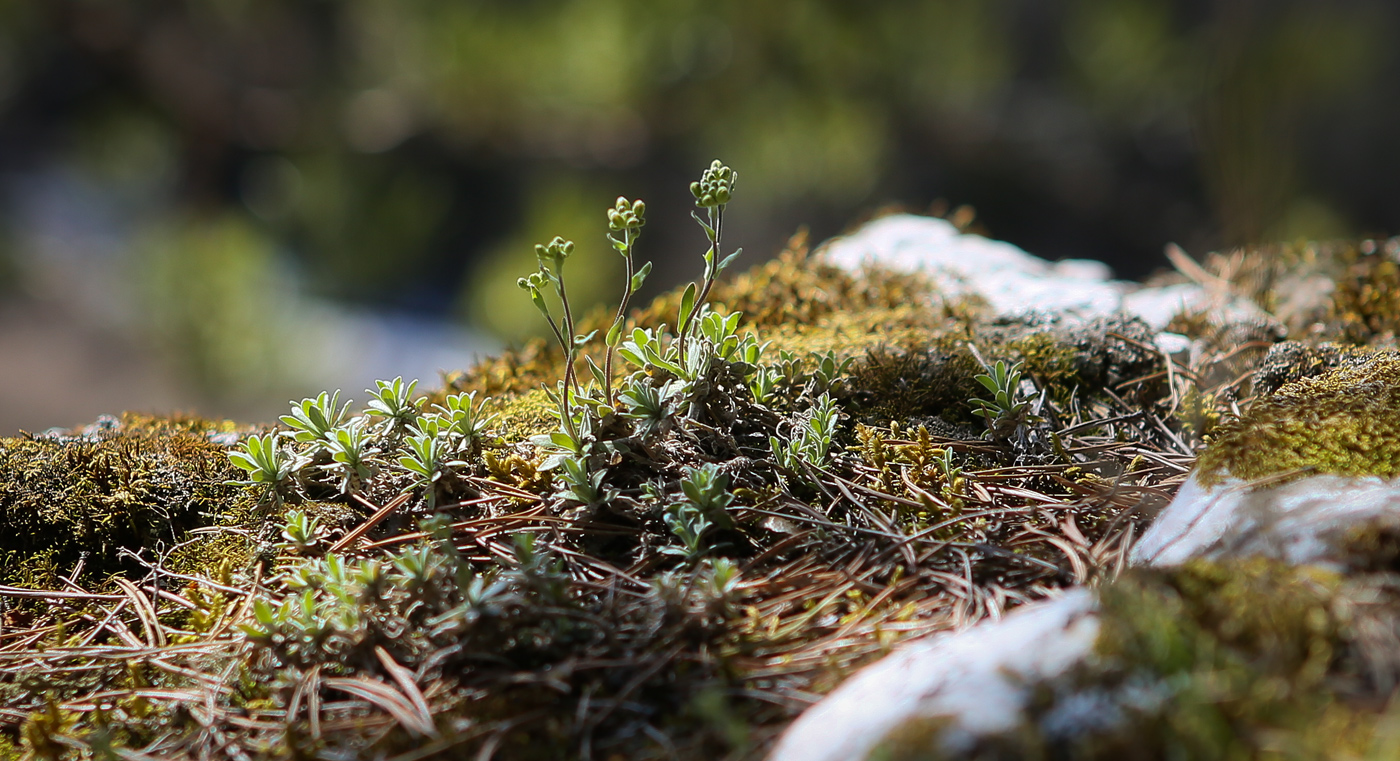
[1328,240,1400,344]
[1197,352,1400,486]
[0,413,245,587]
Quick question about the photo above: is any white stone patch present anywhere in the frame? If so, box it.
[767,589,1099,761]
[821,215,1127,322]
[1131,473,1400,570]
[820,214,1279,332]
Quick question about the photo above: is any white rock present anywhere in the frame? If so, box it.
[1153,331,1192,357]
[1131,473,1400,570]
[821,214,1278,333]
[821,215,1127,322]
[767,589,1099,761]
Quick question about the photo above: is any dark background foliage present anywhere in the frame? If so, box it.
[0,0,1393,430]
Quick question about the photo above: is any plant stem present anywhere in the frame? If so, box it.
[677,204,723,362]
[603,228,635,407]
[555,276,580,439]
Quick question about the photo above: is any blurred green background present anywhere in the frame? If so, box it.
[0,0,1393,431]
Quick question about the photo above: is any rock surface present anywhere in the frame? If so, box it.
[768,589,1099,761]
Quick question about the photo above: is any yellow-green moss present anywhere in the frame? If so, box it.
[1328,239,1400,344]
[1197,352,1400,486]
[0,413,245,587]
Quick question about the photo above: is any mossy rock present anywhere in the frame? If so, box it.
[0,413,248,587]
[1198,350,1400,486]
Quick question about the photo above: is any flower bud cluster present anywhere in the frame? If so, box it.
[534,236,575,263]
[690,159,737,208]
[607,196,646,232]
[516,271,550,292]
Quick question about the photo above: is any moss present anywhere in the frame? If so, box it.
[0,413,245,587]
[1197,352,1400,486]
[1327,238,1400,344]
[1251,341,1384,397]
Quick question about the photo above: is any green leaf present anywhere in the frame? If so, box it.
[585,355,607,387]
[606,321,624,347]
[690,210,714,237]
[678,282,697,332]
[530,290,550,319]
[630,261,652,292]
[718,248,742,271]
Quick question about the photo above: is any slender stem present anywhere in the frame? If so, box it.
[603,228,634,408]
[693,205,723,320]
[677,204,724,363]
[550,271,579,440]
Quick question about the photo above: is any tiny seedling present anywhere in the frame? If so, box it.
[969,360,1030,439]
[365,377,422,431]
[227,432,294,501]
[324,419,377,494]
[282,390,353,449]
[770,393,842,474]
[679,462,735,527]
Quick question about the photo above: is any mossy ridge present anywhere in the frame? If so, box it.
[1197,352,1400,486]
[0,224,1196,758]
[0,411,250,588]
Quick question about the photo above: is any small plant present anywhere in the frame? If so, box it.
[771,393,842,474]
[518,237,586,442]
[933,447,963,487]
[279,510,324,555]
[282,390,352,449]
[227,432,293,501]
[432,391,496,452]
[601,195,651,406]
[661,502,716,562]
[398,432,465,509]
[324,419,377,494]
[617,326,687,378]
[969,359,1030,439]
[530,410,594,471]
[365,377,422,432]
[750,363,782,406]
[809,350,854,396]
[617,374,682,440]
[558,455,613,506]
[677,160,743,361]
[679,463,735,528]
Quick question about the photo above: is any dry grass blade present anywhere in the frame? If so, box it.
[374,646,433,728]
[325,676,438,739]
[0,585,124,601]
[330,492,414,553]
[112,576,167,648]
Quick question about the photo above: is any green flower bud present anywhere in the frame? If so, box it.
[690,181,701,198]
[632,199,645,217]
